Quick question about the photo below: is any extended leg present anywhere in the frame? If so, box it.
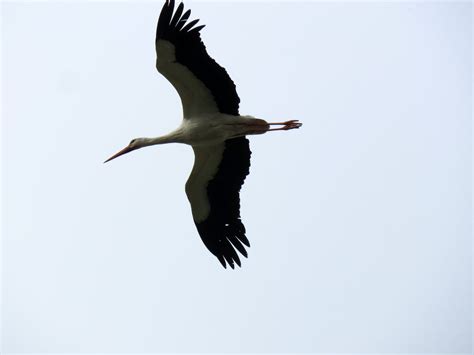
[226,119,301,137]
[267,120,302,131]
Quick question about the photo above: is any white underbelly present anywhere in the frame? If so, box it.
[180,116,229,146]
[179,114,259,146]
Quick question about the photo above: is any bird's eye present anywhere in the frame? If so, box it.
[130,139,136,145]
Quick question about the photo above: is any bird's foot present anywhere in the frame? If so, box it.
[282,120,302,130]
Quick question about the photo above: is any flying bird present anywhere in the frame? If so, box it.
[105,0,302,269]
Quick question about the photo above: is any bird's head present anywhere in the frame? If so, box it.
[104,138,145,163]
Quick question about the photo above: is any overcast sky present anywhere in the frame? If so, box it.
[2,1,472,353]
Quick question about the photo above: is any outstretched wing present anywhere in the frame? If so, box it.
[155,0,240,118]
[185,138,251,268]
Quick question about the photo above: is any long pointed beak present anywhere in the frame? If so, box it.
[104,145,134,163]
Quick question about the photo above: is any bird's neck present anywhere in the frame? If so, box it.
[142,129,185,147]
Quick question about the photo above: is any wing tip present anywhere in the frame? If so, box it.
[157,0,205,40]
[217,255,227,268]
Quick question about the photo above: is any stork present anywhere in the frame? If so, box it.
[105,0,302,269]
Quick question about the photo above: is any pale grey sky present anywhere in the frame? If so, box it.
[2,1,472,353]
